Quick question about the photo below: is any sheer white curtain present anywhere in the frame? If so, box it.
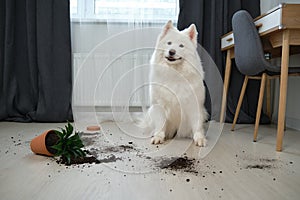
[70,0,179,126]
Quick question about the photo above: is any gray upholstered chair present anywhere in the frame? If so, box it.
[230,10,300,142]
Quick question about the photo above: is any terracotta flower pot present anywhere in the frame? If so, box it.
[30,130,59,157]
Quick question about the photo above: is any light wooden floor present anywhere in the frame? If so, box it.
[0,121,300,200]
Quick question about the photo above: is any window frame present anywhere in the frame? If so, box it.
[70,0,179,23]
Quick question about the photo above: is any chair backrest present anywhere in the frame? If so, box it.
[232,10,270,76]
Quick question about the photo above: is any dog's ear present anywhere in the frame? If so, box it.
[159,20,173,40]
[185,24,198,45]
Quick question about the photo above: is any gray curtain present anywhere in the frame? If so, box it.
[0,0,73,122]
[177,0,270,124]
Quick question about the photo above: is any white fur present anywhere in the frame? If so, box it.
[145,21,207,146]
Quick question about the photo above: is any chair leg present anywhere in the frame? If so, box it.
[231,76,249,131]
[253,73,267,142]
[266,78,272,119]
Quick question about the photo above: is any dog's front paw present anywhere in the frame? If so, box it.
[193,132,207,147]
[194,137,207,147]
[151,135,164,144]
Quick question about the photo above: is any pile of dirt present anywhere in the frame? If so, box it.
[55,145,131,166]
[246,164,272,169]
[56,155,100,166]
[157,156,198,174]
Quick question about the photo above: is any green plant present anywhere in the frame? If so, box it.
[51,122,86,164]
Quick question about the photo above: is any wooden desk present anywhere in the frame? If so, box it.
[220,3,300,151]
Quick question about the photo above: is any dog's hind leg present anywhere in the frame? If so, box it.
[148,104,167,144]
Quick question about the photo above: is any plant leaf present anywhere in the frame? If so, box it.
[50,122,86,163]
[54,130,63,139]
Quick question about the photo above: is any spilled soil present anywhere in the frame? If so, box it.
[56,154,100,166]
[56,153,123,166]
[157,156,199,174]
[26,130,293,176]
[51,133,137,166]
[246,164,272,169]
[55,145,130,166]
[235,150,279,171]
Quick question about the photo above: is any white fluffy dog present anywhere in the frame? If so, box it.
[145,21,207,146]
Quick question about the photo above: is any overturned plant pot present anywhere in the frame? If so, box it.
[30,122,100,166]
[30,130,59,157]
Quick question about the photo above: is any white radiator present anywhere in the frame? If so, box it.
[72,52,151,109]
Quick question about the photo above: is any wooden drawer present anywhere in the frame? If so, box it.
[255,7,281,36]
[221,33,234,51]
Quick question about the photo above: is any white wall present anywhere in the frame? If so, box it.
[261,0,300,130]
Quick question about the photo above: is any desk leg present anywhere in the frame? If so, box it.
[276,30,290,151]
[220,49,232,123]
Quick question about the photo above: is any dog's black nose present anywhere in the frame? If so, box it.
[169,49,176,56]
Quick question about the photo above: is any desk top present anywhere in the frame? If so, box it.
[221,3,300,51]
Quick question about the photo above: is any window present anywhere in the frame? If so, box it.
[70,0,179,22]
[70,0,78,15]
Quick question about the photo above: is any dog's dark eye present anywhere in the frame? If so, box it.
[179,44,184,48]
[167,41,172,45]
